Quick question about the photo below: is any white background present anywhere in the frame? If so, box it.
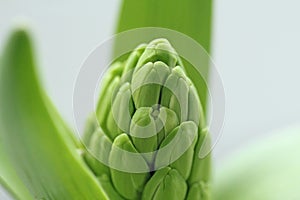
[1,0,300,199]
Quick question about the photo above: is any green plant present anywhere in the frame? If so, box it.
[83,38,210,199]
[1,0,300,200]
[0,28,211,200]
[1,0,214,199]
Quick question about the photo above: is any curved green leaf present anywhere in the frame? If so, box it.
[0,28,107,199]
[115,0,213,113]
[213,126,300,200]
[0,146,33,200]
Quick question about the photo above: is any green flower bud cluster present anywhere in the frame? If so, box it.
[83,39,211,200]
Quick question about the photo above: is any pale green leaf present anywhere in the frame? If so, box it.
[115,0,213,113]
[0,28,107,200]
[213,126,300,200]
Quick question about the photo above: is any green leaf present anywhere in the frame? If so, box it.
[0,144,33,200]
[115,0,213,113]
[213,126,300,200]
[0,28,107,199]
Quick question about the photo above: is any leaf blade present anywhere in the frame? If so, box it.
[115,0,213,112]
[213,126,300,200]
[0,28,107,200]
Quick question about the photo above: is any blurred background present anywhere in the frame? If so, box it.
[1,0,300,198]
